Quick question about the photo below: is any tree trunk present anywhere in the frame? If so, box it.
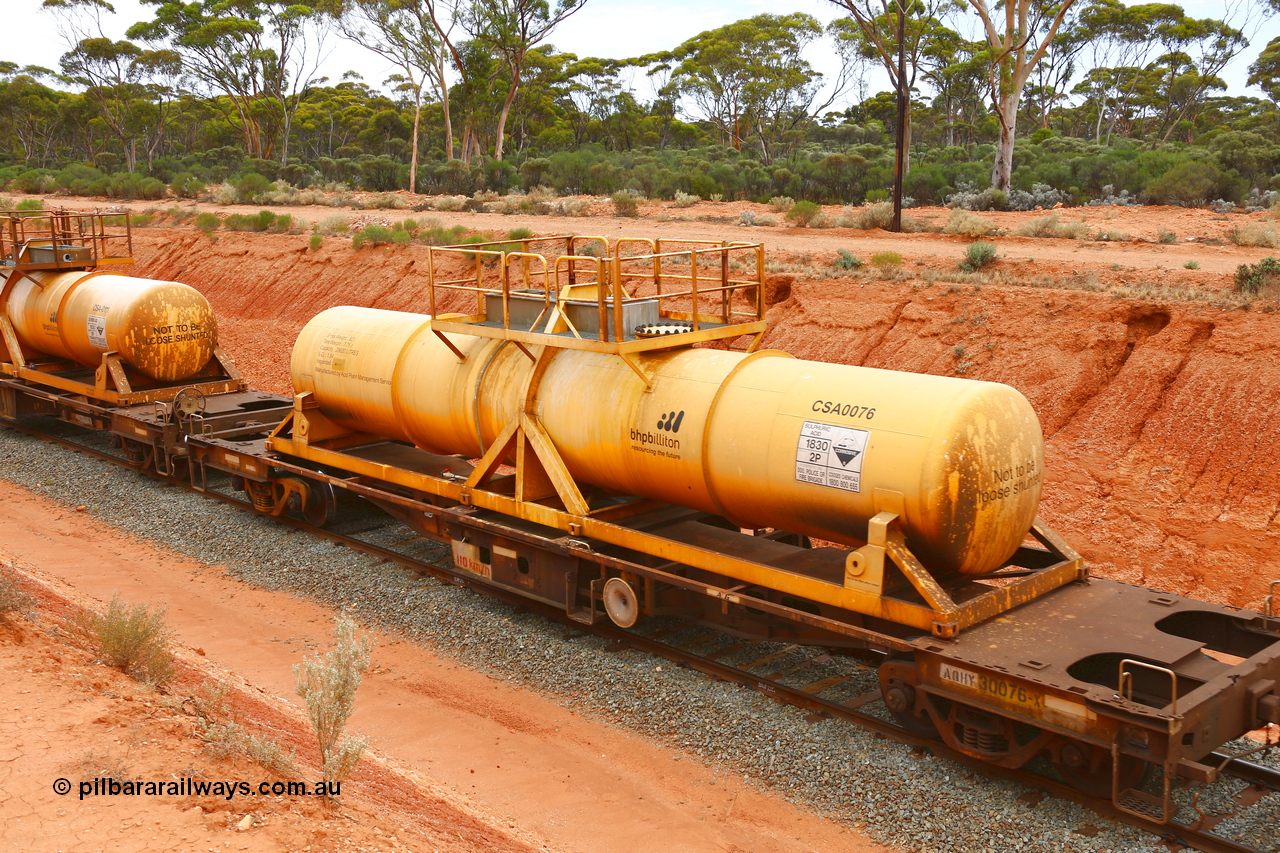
[409,91,422,193]
[991,90,1019,193]
[493,74,520,161]
[439,59,454,160]
[280,103,292,166]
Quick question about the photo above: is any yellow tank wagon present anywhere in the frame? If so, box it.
[0,209,243,405]
[268,235,1082,640]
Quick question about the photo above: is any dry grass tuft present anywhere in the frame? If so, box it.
[1014,213,1091,239]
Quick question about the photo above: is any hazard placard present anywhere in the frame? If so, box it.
[794,420,869,493]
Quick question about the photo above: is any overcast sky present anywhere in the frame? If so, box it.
[5,0,1278,108]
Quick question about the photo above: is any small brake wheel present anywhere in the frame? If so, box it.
[172,387,206,420]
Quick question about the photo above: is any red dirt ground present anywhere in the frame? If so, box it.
[0,482,885,853]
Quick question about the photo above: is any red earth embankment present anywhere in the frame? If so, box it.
[127,226,1280,611]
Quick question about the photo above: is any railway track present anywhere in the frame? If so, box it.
[6,417,1279,853]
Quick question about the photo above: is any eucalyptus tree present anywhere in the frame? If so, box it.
[963,0,1080,192]
[42,0,182,172]
[917,28,986,146]
[460,0,589,160]
[1250,35,1280,105]
[664,13,859,162]
[824,1,960,167]
[320,0,460,188]
[127,0,329,162]
[1068,1,1184,143]
[0,65,69,166]
[1145,12,1245,142]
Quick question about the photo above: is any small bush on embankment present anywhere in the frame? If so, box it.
[0,569,33,626]
[960,241,998,272]
[74,594,175,686]
[295,617,370,797]
[1234,257,1280,297]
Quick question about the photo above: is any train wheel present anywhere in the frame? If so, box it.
[301,480,337,528]
[603,577,639,628]
[879,654,940,737]
[1054,742,1150,798]
[883,678,940,737]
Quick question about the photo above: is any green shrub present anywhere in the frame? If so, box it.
[960,241,998,272]
[309,234,323,251]
[834,249,864,270]
[1143,160,1224,206]
[786,200,821,227]
[1234,257,1280,296]
[611,191,638,217]
[507,226,534,241]
[16,198,44,211]
[1184,260,1199,269]
[352,224,393,249]
[390,229,411,246]
[414,223,469,245]
[195,212,220,233]
[871,250,903,268]
[232,171,270,202]
[129,214,154,227]
[1157,228,1177,244]
[943,209,997,238]
[222,210,287,232]
[79,594,174,686]
[13,169,53,194]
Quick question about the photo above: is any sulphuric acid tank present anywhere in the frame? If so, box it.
[3,270,218,382]
[291,306,1045,577]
